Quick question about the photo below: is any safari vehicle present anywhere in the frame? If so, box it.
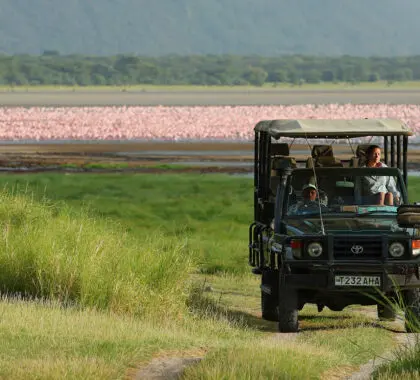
[249,119,420,332]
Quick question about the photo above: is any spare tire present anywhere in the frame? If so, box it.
[397,213,420,227]
[398,205,420,215]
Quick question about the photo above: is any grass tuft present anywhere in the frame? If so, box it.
[0,188,195,317]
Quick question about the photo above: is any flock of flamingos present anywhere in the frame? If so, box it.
[0,104,420,142]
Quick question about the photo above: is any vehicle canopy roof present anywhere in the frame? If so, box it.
[254,119,412,139]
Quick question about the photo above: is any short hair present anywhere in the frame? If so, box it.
[366,144,381,157]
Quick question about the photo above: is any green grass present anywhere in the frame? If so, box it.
[373,337,420,379]
[0,188,194,317]
[0,172,416,379]
[183,275,397,379]
[0,173,254,274]
[0,295,259,379]
[0,273,397,380]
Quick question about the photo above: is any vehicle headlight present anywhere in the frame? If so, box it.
[307,242,323,258]
[389,242,405,258]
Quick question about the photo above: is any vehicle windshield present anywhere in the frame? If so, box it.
[286,169,404,216]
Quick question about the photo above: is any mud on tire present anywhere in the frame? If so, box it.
[278,286,298,333]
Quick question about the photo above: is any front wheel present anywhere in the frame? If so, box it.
[377,304,396,321]
[278,287,298,333]
[261,270,279,322]
[404,289,420,333]
[261,291,279,321]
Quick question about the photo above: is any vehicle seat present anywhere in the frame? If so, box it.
[350,144,371,167]
[306,145,343,168]
[271,143,297,171]
[271,143,297,180]
[270,143,296,197]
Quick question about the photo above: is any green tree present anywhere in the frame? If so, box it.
[243,67,268,86]
[270,69,288,83]
[368,72,380,82]
[321,69,335,82]
[304,69,321,83]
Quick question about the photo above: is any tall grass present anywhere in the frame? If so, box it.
[373,336,420,379]
[0,188,195,317]
[0,173,254,274]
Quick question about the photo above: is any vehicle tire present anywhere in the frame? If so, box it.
[403,288,420,333]
[261,291,279,321]
[278,286,299,333]
[261,270,279,322]
[397,213,420,227]
[398,205,420,215]
[377,304,396,321]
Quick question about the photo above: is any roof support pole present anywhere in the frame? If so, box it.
[403,136,408,186]
[384,136,388,165]
[390,136,395,167]
[254,131,259,221]
[397,135,401,170]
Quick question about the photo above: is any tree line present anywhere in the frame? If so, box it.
[1,52,420,86]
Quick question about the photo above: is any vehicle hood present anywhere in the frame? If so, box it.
[286,217,401,235]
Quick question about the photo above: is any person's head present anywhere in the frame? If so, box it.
[302,184,317,201]
[366,145,381,165]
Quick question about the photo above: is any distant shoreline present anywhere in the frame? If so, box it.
[2,86,420,106]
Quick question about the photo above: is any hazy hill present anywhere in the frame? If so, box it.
[1,0,420,56]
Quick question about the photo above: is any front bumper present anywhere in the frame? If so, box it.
[283,261,420,292]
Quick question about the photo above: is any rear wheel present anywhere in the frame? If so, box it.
[404,289,420,333]
[377,304,396,321]
[278,286,298,333]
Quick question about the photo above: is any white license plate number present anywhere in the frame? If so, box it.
[334,275,381,287]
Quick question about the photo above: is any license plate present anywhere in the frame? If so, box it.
[334,275,381,287]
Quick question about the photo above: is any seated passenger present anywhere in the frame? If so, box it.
[288,183,327,214]
[361,145,400,205]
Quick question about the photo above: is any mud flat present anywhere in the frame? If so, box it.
[1,141,420,174]
[2,89,420,106]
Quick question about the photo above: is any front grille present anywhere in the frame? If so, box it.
[333,236,382,259]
